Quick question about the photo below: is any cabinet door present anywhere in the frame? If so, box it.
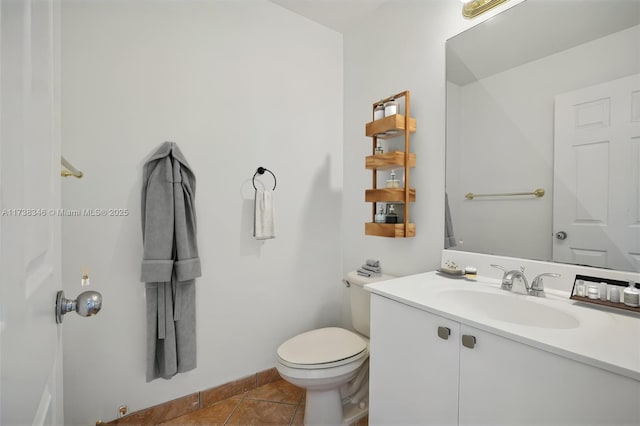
[369,295,460,425]
[459,324,640,426]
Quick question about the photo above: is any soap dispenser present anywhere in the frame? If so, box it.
[386,170,400,188]
[385,204,399,223]
[623,281,640,307]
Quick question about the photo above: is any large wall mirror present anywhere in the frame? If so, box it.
[445,0,640,272]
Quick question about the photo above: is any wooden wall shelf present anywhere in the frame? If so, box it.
[365,222,416,238]
[365,188,416,203]
[570,295,640,314]
[366,151,416,170]
[364,90,416,238]
[365,114,417,139]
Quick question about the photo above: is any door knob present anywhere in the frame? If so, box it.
[555,231,568,240]
[55,290,102,324]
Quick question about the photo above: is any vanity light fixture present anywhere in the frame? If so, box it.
[461,0,509,19]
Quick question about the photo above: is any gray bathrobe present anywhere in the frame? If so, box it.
[141,142,201,381]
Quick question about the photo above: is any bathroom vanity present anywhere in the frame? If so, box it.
[366,272,640,425]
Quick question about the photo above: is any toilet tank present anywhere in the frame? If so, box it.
[345,271,395,337]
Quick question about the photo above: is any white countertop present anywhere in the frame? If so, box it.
[366,271,640,381]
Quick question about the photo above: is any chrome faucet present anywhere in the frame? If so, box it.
[503,269,529,292]
[491,264,560,298]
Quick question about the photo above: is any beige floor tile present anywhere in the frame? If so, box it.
[157,397,241,426]
[290,402,305,426]
[351,414,369,426]
[244,379,303,405]
[226,399,296,426]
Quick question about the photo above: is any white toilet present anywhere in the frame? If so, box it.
[276,271,394,425]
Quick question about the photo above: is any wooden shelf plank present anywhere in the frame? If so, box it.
[569,295,640,314]
[365,222,416,238]
[365,188,415,203]
[366,151,416,170]
[365,114,416,139]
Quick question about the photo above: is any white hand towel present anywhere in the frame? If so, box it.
[254,189,275,240]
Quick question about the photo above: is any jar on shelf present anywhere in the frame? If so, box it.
[375,141,383,155]
[374,102,385,120]
[384,98,399,116]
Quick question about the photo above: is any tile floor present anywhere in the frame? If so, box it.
[156,379,368,426]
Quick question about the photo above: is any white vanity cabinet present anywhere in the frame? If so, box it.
[369,293,460,425]
[369,294,640,426]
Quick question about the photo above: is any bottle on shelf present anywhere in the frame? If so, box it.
[385,204,399,224]
[386,170,400,188]
[623,281,640,307]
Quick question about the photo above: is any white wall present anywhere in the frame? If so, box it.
[341,0,524,278]
[60,1,342,424]
[447,25,640,260]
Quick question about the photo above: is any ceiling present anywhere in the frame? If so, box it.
[269,0,389,33]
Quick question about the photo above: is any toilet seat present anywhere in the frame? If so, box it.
[277,327,368,370]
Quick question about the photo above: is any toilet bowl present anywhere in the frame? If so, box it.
[275,271,395,425]
[276,327,369,426]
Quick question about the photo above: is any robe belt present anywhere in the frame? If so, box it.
[155,280,185,340]
[144,261,200,340]
[157,282,167,339]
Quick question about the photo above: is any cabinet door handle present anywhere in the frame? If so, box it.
[462,334,476,349]
[437,326,451,340]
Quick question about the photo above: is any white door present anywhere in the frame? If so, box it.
[0,0,64,425]
[553,73,640,271]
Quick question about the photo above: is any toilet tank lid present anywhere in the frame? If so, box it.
[346,270,396,288]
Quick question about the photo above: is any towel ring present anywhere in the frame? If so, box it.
[252,167,277,191]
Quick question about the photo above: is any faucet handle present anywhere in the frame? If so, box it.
[490,264,507,273]
[530,273,561,297]
[532,272,561,287]
[491,264,515,290]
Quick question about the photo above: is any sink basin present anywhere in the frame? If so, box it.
[436,288,580,329]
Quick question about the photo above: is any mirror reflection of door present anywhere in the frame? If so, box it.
[553,73,640,270]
